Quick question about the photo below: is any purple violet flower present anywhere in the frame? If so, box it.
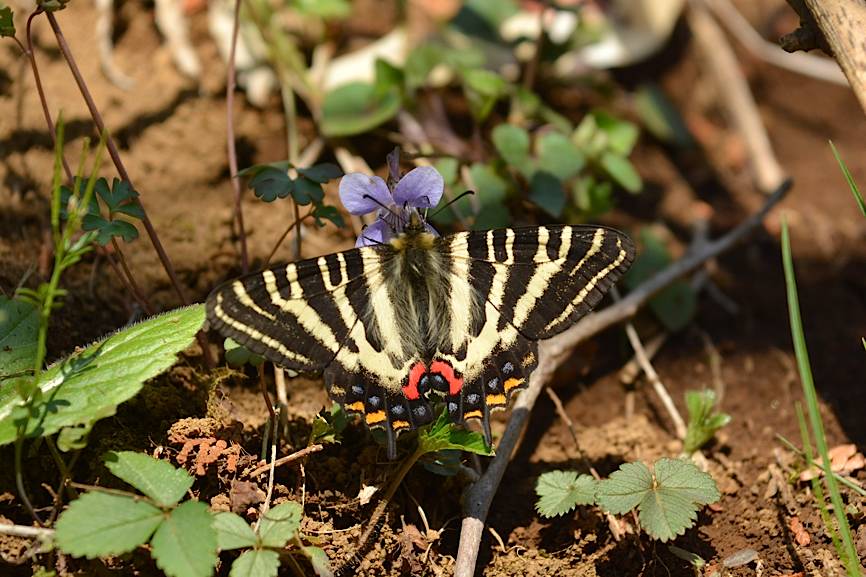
[338,165,444,247]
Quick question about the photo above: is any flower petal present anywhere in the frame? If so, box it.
[339,173,393,215]
[392,166,444,209]
[355,219,392,247]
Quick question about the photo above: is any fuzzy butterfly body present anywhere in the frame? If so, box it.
[206,219,634,459]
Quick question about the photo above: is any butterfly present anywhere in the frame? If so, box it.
[206,212,634,459]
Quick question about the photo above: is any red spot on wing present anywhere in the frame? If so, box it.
[403,361,427,400]
[430,360,464,396]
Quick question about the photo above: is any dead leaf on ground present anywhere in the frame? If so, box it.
[788,516,811,546]
[800,444,865,481]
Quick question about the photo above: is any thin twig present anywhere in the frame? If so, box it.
[688,0,788,194]
[225,0,249,273]
[705,0,847,85]
[622,320,687,439]
[248,444,324,478]
[619,333,667,386]
[44,13,214,369]
[0,524,54,539]
[453,180,791,577]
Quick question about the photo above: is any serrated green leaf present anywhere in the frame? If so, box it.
[151,501,217,577]
[0,305,206,446]
[535,471,596,518]
[529,171,566,217]
[320,82,401,137]
[258,502,302,548]
[104,451,194,508]
[536,132,585,181]
[214,512,257,551]
[230,549,280,577]
[417,407,493,456]
[0,297,39,379]
[249,168,293,202]
[297,163,343,184]
[303,546,333,577]
[491,125,532,176]
[683,390,731,455]
[596,461,653,515]
[55,492,163,558]
[597,459,720,542]
[600,152,642,193]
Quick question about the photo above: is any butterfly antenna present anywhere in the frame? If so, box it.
[362,194,401,220]
[429,190,475,218]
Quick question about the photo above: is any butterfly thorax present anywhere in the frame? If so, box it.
[376,223,464,364]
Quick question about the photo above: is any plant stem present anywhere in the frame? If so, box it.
[45,11,214,366]
[226,0,249,273]
[264,209,312,266]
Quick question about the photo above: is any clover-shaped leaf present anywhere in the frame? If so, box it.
[312,204,345,228]
[596,458,720,542]
[249,167,293,202]
[1,5,16,38]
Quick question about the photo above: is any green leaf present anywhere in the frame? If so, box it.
[596,458,720,542]
[830,141,866,217]
[55,492,163,558]
[0,5,15,38]
[472,203,511,230]
[249,168,293,202]
[624,229,695,331]
[214,512,257,551]
[594,111,640,155]
[312,204,345,229]
[529,171,566,217]
[297,163,343,184]
[535,471,596,518]
[292,0,350,19]
[292,177,324,206]
[491,125,532,176]
[404,44,442,92]
[93,219,139,246]
[573,177,613,218]
[310,402,348,445]
[469,162,508,205]
[462,69,507,122]
[303,546,333,577]
[0,297,39,379]
[536,132,585,181]
[0,305,206,446]
[151,501,217,577]
[374,58,404,99]
[97,178,143,219]
[104,451,194,508]
[634,85,694,147]
[434,157,459,186]
[224,338,265,368]
[257,501,302,548]
[668,545,706,568]
[320,82,401,137]
[600,152,642,193]
[417,407,494,456]
[230,550,280,577]
[683,390,731,455]
[237,161,292,178]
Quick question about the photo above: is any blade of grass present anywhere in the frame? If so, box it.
[776,433,866,497]
[829,140,866,217]
[795,403,844,555]
[782,218,862,575]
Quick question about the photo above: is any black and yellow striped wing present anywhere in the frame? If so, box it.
[206,224,634,458]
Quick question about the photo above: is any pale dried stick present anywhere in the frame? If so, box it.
[453,180,790,577]
[688,0,788,194]
[248,444,324,478]
[706,0,846,86]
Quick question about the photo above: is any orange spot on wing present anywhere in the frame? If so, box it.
[486,394,506,405]
[392,420,410,430]
[504,377,525,392]
[463,410,482,419]
[347,401,365,412]
[365,411,386,424]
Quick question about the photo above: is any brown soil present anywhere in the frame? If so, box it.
[1,1,865,576]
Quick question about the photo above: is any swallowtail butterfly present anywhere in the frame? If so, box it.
[206,213,634,459]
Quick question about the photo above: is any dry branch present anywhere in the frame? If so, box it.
[453,180,791,577]
[780,0,866,114]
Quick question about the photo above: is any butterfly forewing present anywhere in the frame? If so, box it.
[206,224,634,459]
